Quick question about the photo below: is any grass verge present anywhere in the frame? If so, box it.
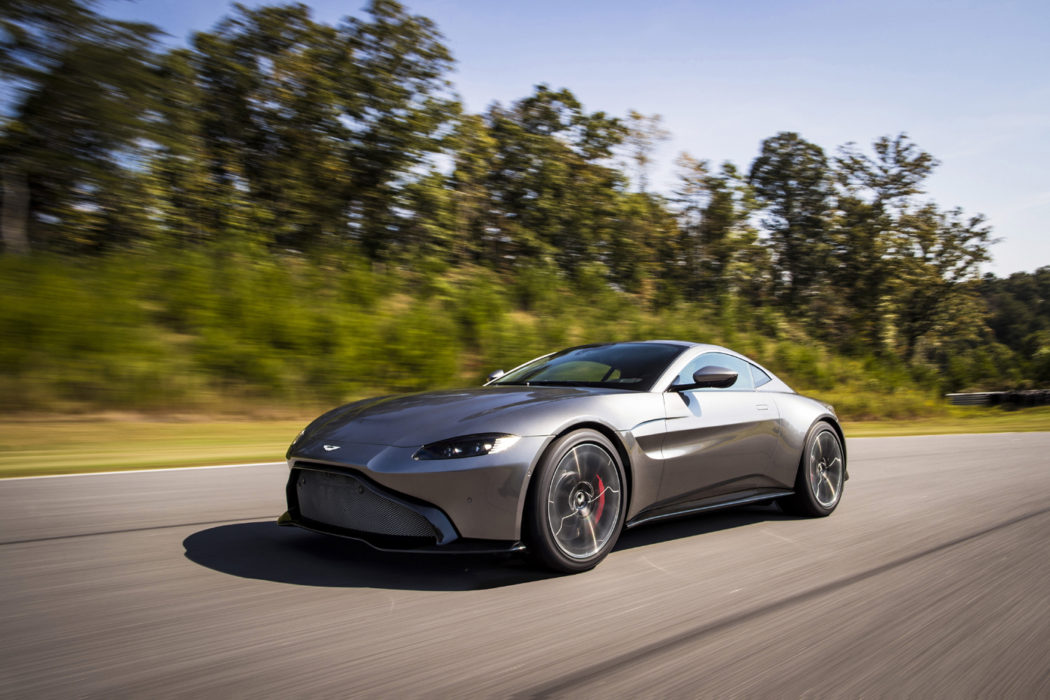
[2,406,1049,478]
[844,406,1050,437]
[0,418,307,478]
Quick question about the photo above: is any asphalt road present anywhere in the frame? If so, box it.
[2,433,1049,697]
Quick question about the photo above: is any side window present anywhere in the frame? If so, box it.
[674,352,755,391]
[750,363,772,388]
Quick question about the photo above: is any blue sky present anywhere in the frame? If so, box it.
[103,0,1050,276]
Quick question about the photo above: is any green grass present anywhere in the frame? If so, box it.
[0,418,307,478]
[2,406,1049,478]
[844,405,1050,437]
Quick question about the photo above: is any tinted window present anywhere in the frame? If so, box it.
[673,352,755,391]
[750,363,772,388]
[494,343,685,391]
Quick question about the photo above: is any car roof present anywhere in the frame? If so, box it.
[600,339,733,351]
[569,339,699,348]
[562,340,742,354]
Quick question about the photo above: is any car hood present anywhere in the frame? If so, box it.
[298,385,633,448]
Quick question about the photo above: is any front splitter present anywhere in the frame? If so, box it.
[277,511,526,554]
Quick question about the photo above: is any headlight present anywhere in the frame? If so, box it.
[414,434,520,460]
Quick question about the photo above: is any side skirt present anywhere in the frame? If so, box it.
[625,489,795,529]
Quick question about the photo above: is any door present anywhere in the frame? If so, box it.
[657,352,781,505]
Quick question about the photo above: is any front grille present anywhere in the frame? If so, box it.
[295,468,438,539]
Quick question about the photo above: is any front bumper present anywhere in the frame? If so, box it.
[280,435,549,546]
[278,511,525,554]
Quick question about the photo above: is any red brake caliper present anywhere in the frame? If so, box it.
[594,474,605,522]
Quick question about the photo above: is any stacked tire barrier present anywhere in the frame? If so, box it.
[946,391,1050,407]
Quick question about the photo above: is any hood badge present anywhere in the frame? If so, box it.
[322,444,341,452]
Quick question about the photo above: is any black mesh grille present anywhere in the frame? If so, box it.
[295,469,437,539]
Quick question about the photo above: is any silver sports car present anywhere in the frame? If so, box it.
[278,340,847,573]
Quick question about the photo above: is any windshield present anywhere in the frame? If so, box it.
[492,342,686,391]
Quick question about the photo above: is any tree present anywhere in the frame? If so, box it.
[830,134,945,351]
[1,0,162,253]
[341,0,456,259]
[604,190,679,296]
[184,0,455,255]
[624,110,669,193]
[143,48,221,244]
[835,133,939,208]
[446,111,498,264]
[672,152,709,292]
[699,162,768,301]
[483,85,628,277]
[893,204,994,361]
[675,155,767,300]
[748,132,831,309]
[189,4,353,250]
[981,267,1050,362]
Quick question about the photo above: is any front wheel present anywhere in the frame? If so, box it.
[525,429,627,573]
[780,422,845,517]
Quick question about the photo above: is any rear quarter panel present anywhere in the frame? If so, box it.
[769,392,844,485]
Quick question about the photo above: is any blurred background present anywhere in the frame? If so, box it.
[1,0,1049,422]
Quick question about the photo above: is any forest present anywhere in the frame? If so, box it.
[1,0,1047,418]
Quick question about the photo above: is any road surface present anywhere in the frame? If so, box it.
[2,433,1049,697]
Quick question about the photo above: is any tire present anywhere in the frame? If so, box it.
[525,429,627,573]
[779,422,845,517]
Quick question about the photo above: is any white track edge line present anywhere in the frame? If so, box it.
[3,461,287,481]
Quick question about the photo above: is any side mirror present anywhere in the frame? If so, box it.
[671,365,738,391]
[485,369,505,384]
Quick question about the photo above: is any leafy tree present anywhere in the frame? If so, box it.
[143,48,222,244]
[185,0,454,255]
[1,0,162,253]
[483,85,628,277]
[624,110,669,193]
[1,0,97,73]
[603,190,679,295]
[341,0,456,259]
[672,152,709,292]
[836,134,939,207]
[893,204,994,361]
[831,134,956,353]
[675,156,767,300]
[981,267,1050,359]
[446,111,498,264]
[748,132,831,309]
[189,3,356,251]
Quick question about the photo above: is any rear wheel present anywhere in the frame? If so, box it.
[780,422,845,517]
[525,429,626,573]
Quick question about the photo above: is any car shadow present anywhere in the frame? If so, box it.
[614,503,792,551]
[182,522,551,591]
[183,505,792,591]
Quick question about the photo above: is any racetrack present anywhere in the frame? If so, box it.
[2,433,1049,697]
